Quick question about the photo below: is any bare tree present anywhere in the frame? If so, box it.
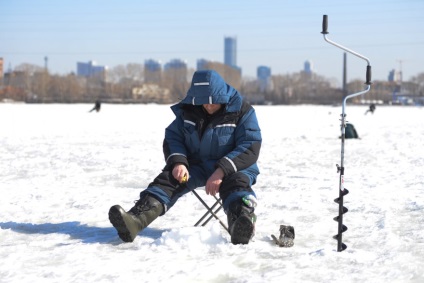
[200,62,242,90]
[108,63,143,83]
[162,67,189,101]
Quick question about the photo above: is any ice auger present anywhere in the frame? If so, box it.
[321,15,372,252]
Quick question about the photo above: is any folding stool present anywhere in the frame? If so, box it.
[192,190,229,232]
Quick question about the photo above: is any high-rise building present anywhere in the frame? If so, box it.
[224,37,237,67]
[145,59,161,72]
[196,59,210,70]
[304,60,313,74]
[164,59,186,71]
[388,69,396,82]
[164,59,187,83]
[44,56,48,72]
[77,61,107,78]
[144,59,162,84]
[257,66,272,92]
[388,69,402,83]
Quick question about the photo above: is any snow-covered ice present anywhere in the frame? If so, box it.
[1,103,423,282]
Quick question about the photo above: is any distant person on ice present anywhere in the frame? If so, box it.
[365,103,376,115]
[109,70,262,245]
[89,100,101,112]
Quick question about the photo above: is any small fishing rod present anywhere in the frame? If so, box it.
[321,14,372,252]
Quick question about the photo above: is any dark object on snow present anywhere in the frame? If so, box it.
[365,103,376,115]
[271,225,295,247]
[344,123,359,139]
[89,100,101,112]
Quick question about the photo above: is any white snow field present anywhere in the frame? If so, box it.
[1,103,423,282]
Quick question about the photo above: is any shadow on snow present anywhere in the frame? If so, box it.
[0,221,166,244]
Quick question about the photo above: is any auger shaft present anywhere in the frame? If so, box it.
[321,14,372,252]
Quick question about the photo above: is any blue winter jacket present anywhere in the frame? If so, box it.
[162,70,261,190]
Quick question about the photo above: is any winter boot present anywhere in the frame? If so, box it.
[109,194,163,242]
[227,200,256,245]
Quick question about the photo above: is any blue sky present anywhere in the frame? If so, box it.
[1,0,423,85]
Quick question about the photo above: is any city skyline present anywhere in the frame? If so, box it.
[1,0,423,85]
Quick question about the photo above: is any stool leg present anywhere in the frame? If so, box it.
[194,197,222,227]
[192,190,229,232]
[201,196,224,226]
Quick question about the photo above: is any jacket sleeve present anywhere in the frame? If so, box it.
[215,105,261,176]
[162,117,189,170]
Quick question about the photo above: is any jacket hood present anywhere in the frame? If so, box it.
[180,70,239,107]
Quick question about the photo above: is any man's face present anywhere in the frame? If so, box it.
[202,104,222,115]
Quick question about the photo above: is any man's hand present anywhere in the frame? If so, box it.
[205,167,225,196]
[172,164,189,183]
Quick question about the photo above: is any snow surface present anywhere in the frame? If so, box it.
[1,103,423,283]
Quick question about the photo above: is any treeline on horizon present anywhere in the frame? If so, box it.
[1,61,423,105]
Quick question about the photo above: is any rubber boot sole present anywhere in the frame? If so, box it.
[108,205,140,243]
[230,215,254,245]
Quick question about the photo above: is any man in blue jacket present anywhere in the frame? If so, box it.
[109,70,262,245]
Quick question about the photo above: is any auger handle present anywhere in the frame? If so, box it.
[321,14,372,86]
[366,65,372,85]
[321,15,329,34]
